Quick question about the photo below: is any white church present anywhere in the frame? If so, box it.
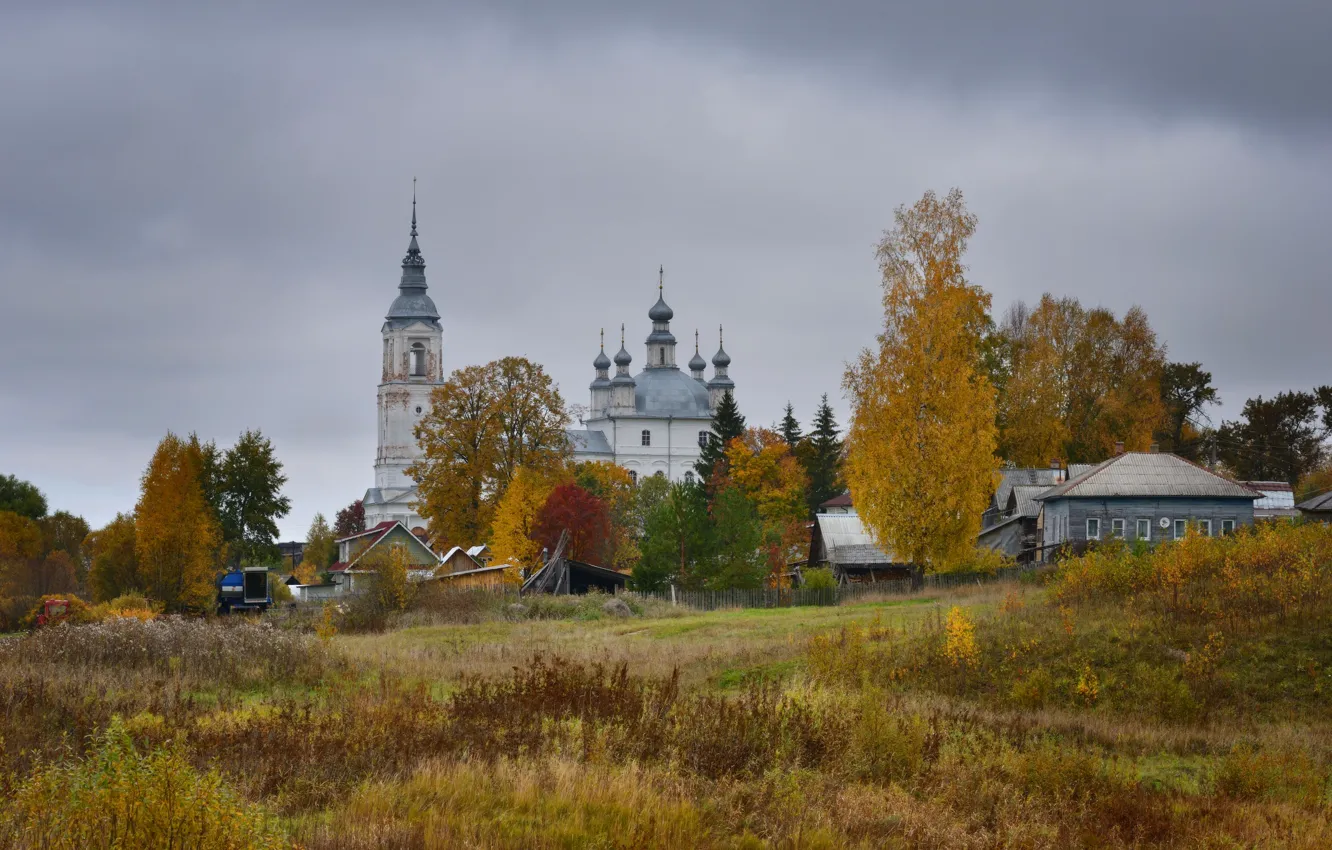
[566,270,735,484]
[363,202,735,530]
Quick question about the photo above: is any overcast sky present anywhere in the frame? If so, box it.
[2,2,1330,540]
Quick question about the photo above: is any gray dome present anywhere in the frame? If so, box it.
[386,291,441,325]
[593,349,612,370]
[688,351,707,372]
[614,345,632,367]
[712,345,731,368]
[648,295,674,322]
[633,368,713,417]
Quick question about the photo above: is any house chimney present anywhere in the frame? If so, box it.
[1050,458,1063,484]
[1114,440,1125,456]
[1149,442,1160,454]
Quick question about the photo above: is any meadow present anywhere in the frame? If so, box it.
[2,522,1331,848]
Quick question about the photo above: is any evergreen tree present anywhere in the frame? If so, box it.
[805,394,845,514]
[0,474,47,519]
[633,480,712,591]
[694,392,746,483]
[778,403,803,447]
[698,486,767,590]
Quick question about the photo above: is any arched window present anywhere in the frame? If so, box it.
[641,429,651,446]
[684,471,695,484]
[628,470,638,485]
[698,431,709,448]
[410,342,427,377]
[659,348,666,365]
[654,470,665,479]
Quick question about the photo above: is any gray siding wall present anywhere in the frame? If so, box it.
[1044,497,1254,546]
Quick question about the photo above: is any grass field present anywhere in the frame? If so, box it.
[2,525,1331,848]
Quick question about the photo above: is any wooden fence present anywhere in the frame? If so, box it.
[627,565,1040,612]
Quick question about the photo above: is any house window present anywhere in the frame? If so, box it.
[1221,519,1235,535]
[1136,519,1150,541]
[1111,518,1125,539]
[641,429,651,447]
[1086,518,1100,540]
[628,470,638,485]
[698,431,709,448]
[410,342,426,377]
[1198,519,1212,537]
[1173,519,1187,540]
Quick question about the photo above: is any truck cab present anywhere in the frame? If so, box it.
[217,567,272,614]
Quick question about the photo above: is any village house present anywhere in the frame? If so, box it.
[1035,449,1259,557]
[1241,481,1300,521]
[807,500,912,585]
[1296,491,1332,522]
[323,520,443,594]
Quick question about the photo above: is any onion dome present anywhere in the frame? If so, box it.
[593,347,612,372]
[648,265,673,322]
[614,345,633,368]
[688,329,707,374]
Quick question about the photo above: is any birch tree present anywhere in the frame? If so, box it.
[844,189,998,569]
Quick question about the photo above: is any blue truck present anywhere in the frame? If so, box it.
[217,566,272,614]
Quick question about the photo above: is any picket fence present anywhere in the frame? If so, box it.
[626,564,1039,612]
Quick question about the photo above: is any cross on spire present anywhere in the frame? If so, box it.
[719,324,724,346]
[621,323,625,346]
[600,328,605,350]
[695,329,699,353]
[411,177,417,234]
[658,264,664,293]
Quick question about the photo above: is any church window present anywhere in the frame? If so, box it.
[628,470,638,485]
[654,471,665,478]
[415,406,422,414]
[410,342,427,377]
[659,348,665,365]
[641,429,651,446]
[698,431,709,448]
[684,471,695,484]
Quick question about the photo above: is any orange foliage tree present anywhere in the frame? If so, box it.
[135,433,222,613]
[723,428,810,583]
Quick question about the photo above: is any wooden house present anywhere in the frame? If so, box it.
[330,521,443,592]
[807,512,913,584]
[1035,451,1259,556]
[1297,491,1332,522]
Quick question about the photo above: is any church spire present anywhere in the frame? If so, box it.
[403,178,424,270]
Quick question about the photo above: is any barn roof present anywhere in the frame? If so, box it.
[812,513,901,566]
[1297,490,1332,513]
[1036,452,1259,501]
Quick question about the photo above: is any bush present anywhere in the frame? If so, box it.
[802,567,836,590]
[89,593,160,622]
[20,595,95,630]
[0,717,287,849]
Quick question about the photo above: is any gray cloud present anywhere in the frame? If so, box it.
[1,3,1329,538]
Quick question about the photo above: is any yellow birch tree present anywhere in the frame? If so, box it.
[844,188,999,569]
[489,466,565,574]
[135,433,222,612]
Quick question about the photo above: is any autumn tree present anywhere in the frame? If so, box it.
[533,483,612,565]
[0,511,77,599]
[333,500,366,538]
[358,542,413,612]
[135,433,222,613]
[39,511,90,585]
[634,480,712,591]
[1217,388,1332,484]
[0,474,46,519]
[694,391,746,484]
[995,294,1166,465]
[216,429,291,566]
[803,394,844,515]
[844,188,998,569]
[724,428,810,576]
[574,461,639,568]
[85,513,139,602]
[1156,362,1219,457]
[297,513,336,584]
[411,357,570,546]
[490,466,562,570]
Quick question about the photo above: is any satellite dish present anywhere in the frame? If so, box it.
[1159,517,1171,529]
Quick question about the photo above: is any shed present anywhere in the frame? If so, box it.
[1241,481,1300,521]
[1296,490,1332,522]
[435,564,513,590]
[438,546,482,575]
[521,530,629,595]
[807,513,913,585]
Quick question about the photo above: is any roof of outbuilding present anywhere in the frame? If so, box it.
[567,428,613,455]
[812,514,902,566]
[1297,490,1332,512]
[1010,485,1047,518]
[1036,452,1260,501]
[820,492,853,509]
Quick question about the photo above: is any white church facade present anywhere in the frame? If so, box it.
[362,198,441,531]
[362,202,737,529]
[567,273,735,484]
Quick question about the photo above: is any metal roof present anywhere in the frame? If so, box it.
[1010,485,1047,518]
[1036,452,1259,501]
[1297,491,1332,512]
[567,428,613,455]
[813,513,901,565]
[1241,481,1296,510]
[995,467,1060,509]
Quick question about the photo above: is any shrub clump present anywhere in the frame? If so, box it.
[0,717,287,850]
[5,616,338,686]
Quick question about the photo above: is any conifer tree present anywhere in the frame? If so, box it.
[804,394,845,514]
[694,391,746,483]
[218,429,291,566]
[778,403,802,447]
